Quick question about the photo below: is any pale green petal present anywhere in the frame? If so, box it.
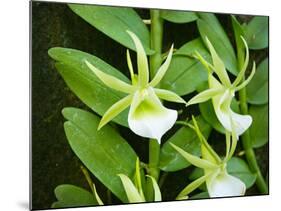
[232,36,249,87]
[170,143,219,169]
[207,171,246,198]
[128,87,177,142]
[126,49,137,85]
[85,60,135,93]
[118,174,145,203]
[146,175,162,202]
[149,44,174,87]
[134,158,144,199]
[186,88,224,106]
[92,183,104,205]
[176,173,213,200]
[98,95,133,130]
[154,88,186,104]
[205,37,231,87]
[235,62,256,91]
[194,51,214,74]
[127,30,149,87]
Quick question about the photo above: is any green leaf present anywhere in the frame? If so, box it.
[197,13,238,75]
[160,10,198,23]
[68,4,153,55]
[227,157,257,189]
[189,157,256,189]
[249,104,269,148]
[246,58,268,105]
[62,107,137,202]
[48,47,130,127]
[245,16,269,49]
[199,93,240,134]
[161,38,210,96]
[159,116,212,172]
[51,184,97,208]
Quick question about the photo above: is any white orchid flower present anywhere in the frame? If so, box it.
[170,117,246,199]
[187,37,255,137]
[118,158,161,203]
[85,30,185,143]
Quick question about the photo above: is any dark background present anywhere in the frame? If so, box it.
[31,1,268,209]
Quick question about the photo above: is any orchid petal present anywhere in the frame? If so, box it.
[118,174,145,203]
[176,173,213,200]
[170,143,219,169]
[92,183,104,205]
[126,50,137,85]
[149,44,174,87]
[205,37,231,87]
[128,87,177,143]
[194,51,214,74]
[127,30,149,87]
[146,175,162,201]
[98,94,133,130]
[85,60,135,94]
[207,171,246,198]
[186,88,224,106]
[232,36,250,87]
[154,88,186,104]
[235,62,256,91]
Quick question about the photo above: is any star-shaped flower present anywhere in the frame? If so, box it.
[170,117,246,199]
[85,30,186,143]
[187,37,255,137]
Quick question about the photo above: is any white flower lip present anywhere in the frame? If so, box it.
[207,170,246,198]
[85,30,186,142]
[128,87,177,142]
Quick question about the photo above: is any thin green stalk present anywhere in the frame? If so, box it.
[239,86,268,194]
[80,166,96,195]
[145,9,163,201]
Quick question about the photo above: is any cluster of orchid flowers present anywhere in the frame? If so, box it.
[85,30,255,202]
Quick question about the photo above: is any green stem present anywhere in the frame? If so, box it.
[239,87,268,194]
[80,166,96,195]
[145,9,163,201]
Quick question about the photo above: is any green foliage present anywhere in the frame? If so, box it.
[161,38,210,96]
[249,104,269,148]
[245,16,269,50]
[159,116,212,172]
[62,107,137,202]
[247,58,268,105]
[68,4,153,54]
[160,10,198,23]
[48,47,129,127]
[197,13,238,75]
[52,184,97,208]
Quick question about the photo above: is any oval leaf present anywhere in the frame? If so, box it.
[62,107,137,202]
[197,13,238,75]
[246,58,268,105]
[245,16,269,50]
[68,4,153,55]
[52,184,97,208]
[159,116,212,172]
[160,10,198,23]
[161,38,210,96]
[48,47,130,127]
[249,104,269,148]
